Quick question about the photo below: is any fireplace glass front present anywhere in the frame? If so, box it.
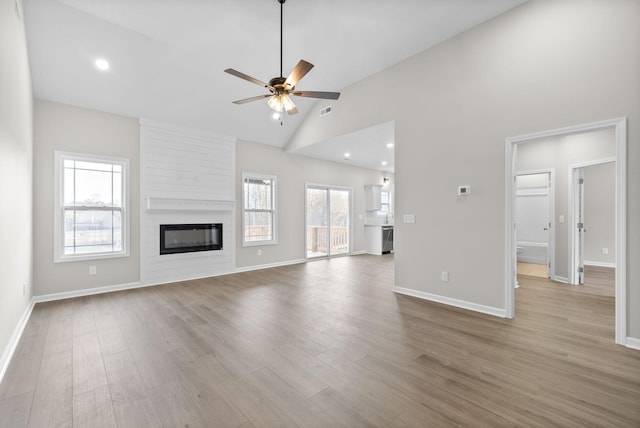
[160,223,222,255]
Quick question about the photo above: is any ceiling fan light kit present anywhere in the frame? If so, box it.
[224,0,340,117]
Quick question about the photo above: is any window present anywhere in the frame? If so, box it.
[54,151,129,262]
[242,173,277,246]
[380,191,391,214]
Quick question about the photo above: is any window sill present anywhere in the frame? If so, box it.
[54,251,130,264]
[242,240,278,248]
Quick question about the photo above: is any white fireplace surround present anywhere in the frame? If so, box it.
[140,120,237,286]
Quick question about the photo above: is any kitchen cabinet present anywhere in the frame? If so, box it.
[365,225,393,255]
[364,185,382,211]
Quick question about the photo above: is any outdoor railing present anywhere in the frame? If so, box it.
[306,226,348,254]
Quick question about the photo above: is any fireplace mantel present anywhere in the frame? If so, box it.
[146,197,235,212]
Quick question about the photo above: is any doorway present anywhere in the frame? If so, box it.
[515,171,554,280]
[505,117,627,345]
[305,184,351,258]
[569,158,616,286]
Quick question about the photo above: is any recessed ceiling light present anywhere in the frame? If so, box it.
[94,58,110,71]
[344,152,351,158]
[272,112,281,120]
[381,161,388,166]
[386,143,394,148]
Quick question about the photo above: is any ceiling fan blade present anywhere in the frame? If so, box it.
[232,94,271,105]
[224,68,270,88]
[291,90,340,100]
[284,60,314,88]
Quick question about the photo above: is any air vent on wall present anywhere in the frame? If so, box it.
[320,105,333,117]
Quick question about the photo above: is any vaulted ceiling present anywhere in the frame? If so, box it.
[24,0,526,170]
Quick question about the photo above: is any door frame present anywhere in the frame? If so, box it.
[514,169,555,281]
[505,117,627,345]
[304,182,353,259]
[568,157,616,285]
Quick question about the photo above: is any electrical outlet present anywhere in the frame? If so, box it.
[89,265,97,275]
[441,271,449,282]
[257,249,262,256]
[602,248,609,255]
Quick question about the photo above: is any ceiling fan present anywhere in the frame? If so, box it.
[224,0,340,116]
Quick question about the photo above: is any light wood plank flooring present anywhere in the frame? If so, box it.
[1,255,638,427]
[517,262,548,279]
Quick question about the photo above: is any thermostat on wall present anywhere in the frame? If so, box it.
[458,185,471,196]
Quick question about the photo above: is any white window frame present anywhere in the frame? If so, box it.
[242,172,277,247]
[54,151,130,263]
[378,190,391,215]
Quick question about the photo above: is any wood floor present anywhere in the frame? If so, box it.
[517,262,548,279]
[1,255,639,427]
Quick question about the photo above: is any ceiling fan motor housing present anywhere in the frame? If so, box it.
[269,76,292,94]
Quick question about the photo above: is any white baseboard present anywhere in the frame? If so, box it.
[551,275,568,284]
[584,261,616,268]
[517,257,546,265]
[0,300,35,385]
[34,259,309,304]
[32,257,310,305]
[234,258,306,273]
[33,281,145,304]
[392,286,506,318]
[624,336,640,351]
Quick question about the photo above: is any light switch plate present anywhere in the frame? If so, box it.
[403,214,415,224]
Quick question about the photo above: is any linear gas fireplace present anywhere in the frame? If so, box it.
[160,223,222,255]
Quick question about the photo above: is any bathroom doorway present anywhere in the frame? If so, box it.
[515,171,554,280]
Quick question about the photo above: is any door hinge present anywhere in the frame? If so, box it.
[577,222,584,229]
[578,178,584,184]
[578,267,584,273]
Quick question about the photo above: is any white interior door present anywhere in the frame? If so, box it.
[515,173,552,276]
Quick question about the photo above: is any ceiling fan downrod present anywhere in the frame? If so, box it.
[278,0,285,78]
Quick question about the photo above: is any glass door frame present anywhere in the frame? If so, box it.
[304,183,353,259]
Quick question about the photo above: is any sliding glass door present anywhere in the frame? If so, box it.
[306,185,351,258]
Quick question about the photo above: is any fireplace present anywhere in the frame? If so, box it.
[160,223,222,255]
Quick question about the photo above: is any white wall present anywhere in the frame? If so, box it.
[286,0,640,337]
[236,141,386,268]
[33,100,140,296]
[583,162,616,266]
[0,0,33,373]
